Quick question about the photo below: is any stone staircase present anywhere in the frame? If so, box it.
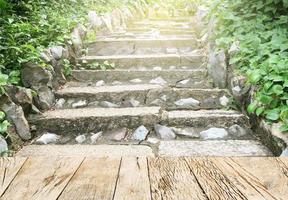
[18,15,273,157]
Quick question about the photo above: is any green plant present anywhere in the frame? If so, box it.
[86,61,115,70]
[206,0,288,132]
[0,111,10,138]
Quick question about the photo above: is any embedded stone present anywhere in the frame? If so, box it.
[50,46,64,60]
[154,124,176,140]
[131,125,149,141]
[172,127,199,138]
[76,135,86,144]
[219,95,229,107]
[150,77,167,85]
[107,128,127,141]
[0,136,8,154]
[228,124,247,137]
[96,80,105,86]
[36,133,60,145]
[55,98,66,109]
[130,78,142,83]
[174,98,200,107]
[147,137,160,144]
[99,101,119,108]
[178,79,190,85]
[122,99,140,107]
[200,128,228,140]
[72,100,87,108]
[280,148,288,157]
[90,132,103,144]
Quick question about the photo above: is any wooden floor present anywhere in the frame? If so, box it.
[0,157,287,200]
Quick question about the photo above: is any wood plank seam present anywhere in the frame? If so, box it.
[0,157,28,198]
[56,157,86,199]
[112,157,123,200]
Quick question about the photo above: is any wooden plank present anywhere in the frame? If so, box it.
[148,157,207,200]
[58,157,121,200]
[230,157,288,200]
[1,156,83,200]
[0,157,27,196]
[114,157,151,200]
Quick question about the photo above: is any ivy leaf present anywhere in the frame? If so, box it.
[247,101,258,114]
[256,107,265,116]
[265,109,280,121]
[270,85,283,95]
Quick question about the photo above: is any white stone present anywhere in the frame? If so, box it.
[174,98,200,107]
[107,128,127,141]
[76,135,86,144]
[280,148,288,157]
[150,99,163,106]
[153,66,162,70]
[50,46,63,60]
[124,99,140,107]
[96,80,105,86]
[154,124,176,140]
[99,101,119,108]
[228,41,240,55]
[160,95,167,102]
[0,136,8,153]
[200,128,228,140]
[232,86,241,94]
[147,137,160,144]
[150,77,167,85]
[166,47,178,54]
[131,125,149,141]
[220,95,229,107]
[172,127,199,138]
[72,100,87,108]
[36,133,60,145]
[228,124,247,137]
[178,79,190,85]
[55,98,66,109]
[90,132,103,144]
[130,78,142,83]
[112,81,122,85]
[169,66,176,70]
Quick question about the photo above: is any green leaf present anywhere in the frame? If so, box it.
[0,111,5,121]
[247,101,258,114]
[265,109,280,121]
[256,107,265,116]
[270,85,284,95]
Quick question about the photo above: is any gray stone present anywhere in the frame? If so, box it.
[174,98,200,107]
[219,95,229,107]
[4,85,33,111]
[55,98,66,109]
[36,86,55,110]
[147,137,160,144]
[160,95,167,102]
[153,66,162,70]
[72,100,87,108]
[50,46,64,60]
[36,133,60,145]
[122,99,140,107]
[228,41,240,55]
[208,49,227,88]
[99,101,119,108]
[150,99,163,106]
[172,127,199,138]
[280,148,288,157]
[112,81,122,85]
[40,49,53,63]
[107,128,127,141]
[130,78,142,83]
[75,135,86,144]
[96,80,105,87]
[90,132,103,144]
[166,47,178,54]
[154,124,176,140]
[150,77,167,85]
[178,79,190,85]
[87,101,99,107]
[228,124,247,137]
[131,125,149,141]
[200,128,228,140]
[0,136,8,154]
[1,98,31,140]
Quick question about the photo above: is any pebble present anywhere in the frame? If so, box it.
[36,133,60,145]
[90,132,103,144]
[280,148,288,157]
[75,135,86,144]
[112,81,122,85]
[107,128,127,141]
[200,128,228,140]
[174,98,200,107]
[72,100,88,108]
[153,66,162,70]
[150,77,167,85]
[55,98,66,109]
[160,95,168,102]
[220,95,229,107]
[131,125,149,141]
[99,101,119,108]
[154,124,176,140]
[130,78,142,83]
[147,137,160,144]
[96,80,105,86]
[228,124,247,137]
[0,136,8,153]
[178,79,190,85]
[122,99,140,107]
[150,99,163,106]
[172,127,199,138]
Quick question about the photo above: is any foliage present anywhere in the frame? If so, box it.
[86,61,115,70]
[207,0,288,131]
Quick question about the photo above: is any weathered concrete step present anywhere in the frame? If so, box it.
[70,69,213,88]
[126,28,195,34]
[17,145,154,157]
[55,85,228,110]
[128,22,192,29]
[80,54,205,68]
[158,140,273,157]
[147,17,193,22]
[87,38,199,56]
[96,33,196,40]
[30,108,247,135]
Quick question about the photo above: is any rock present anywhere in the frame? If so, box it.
[200,128,228,140]
[154,124,176,140]
[72,100,87,108]
[130,78,142,83]
[52,60,67,87]
[87,101,99,107]
[160,95,167,102]
[172,127,199,138]
[122,99,140,107]
[90,132,103,144]
[112,81,122,85]
[35,86,55,110]
[131,125,149,141]
[232,86,241,94]
[36,133,60,145]
[153,66,162,70]
[40,49,53,63]
[150,99,163,106]
[96,80,105,87]
[99,101,119,108]
[55,98,66,109]
[178,79,190,85]
[166,47,178,54]
[1,96,31,140]
[219,95,229,107]
[0,136,8,154]
[169,66,176,70]
[207,49,227,88]
[150,77,167,85]
[75,135,86,144]
[31,104,41,114]
[228,124,247,137]
[174,98,200,107]
[107,128,127,141]
[21,62,53,89]
[228,41,240,55]
[280,148,288,157]
[147,137,160,144]
[50,46,64,60]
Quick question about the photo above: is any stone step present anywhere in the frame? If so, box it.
[17,145,154,157]
[80,53,205,68]
[128,21,192,29]
[29,108,247,135]
[87,38,199,56]
[158,140,273,157]
[147,17,193,22]
[70,69,213,88]
[96,34,196,40]
[55,85,229,110]
[126,27,195,34]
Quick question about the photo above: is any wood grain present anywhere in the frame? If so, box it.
[114,157,151,200]
[148,157,207,200]
[0,157,27,196]
[58,157,121,200]
[1,156,83,200]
